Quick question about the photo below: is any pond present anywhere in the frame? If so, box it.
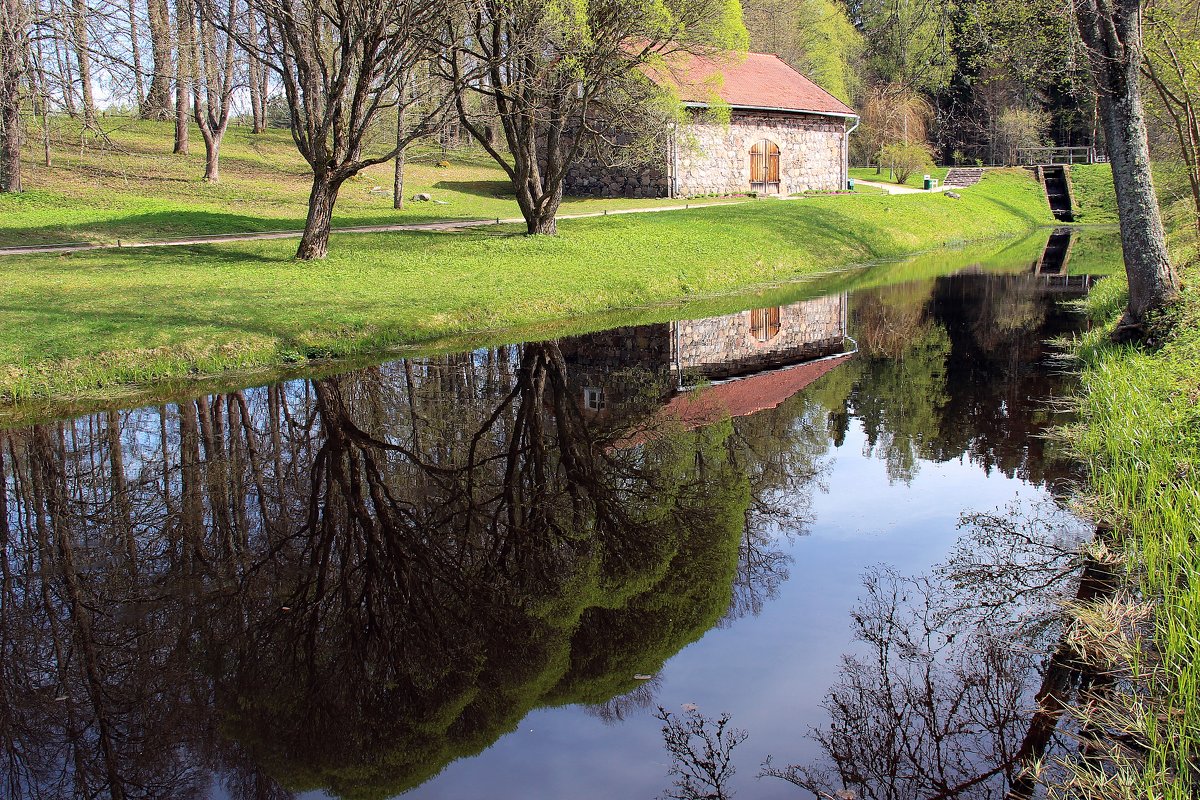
[0,228,1117,799]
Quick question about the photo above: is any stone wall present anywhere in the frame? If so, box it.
[675,295,846,380]
[676,110,847,196]
[563,159,672,199]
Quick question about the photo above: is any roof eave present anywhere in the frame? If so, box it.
[682,101,859,120]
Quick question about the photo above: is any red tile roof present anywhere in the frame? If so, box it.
[652,51,856,117]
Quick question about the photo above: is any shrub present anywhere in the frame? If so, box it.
[878,142,935,184]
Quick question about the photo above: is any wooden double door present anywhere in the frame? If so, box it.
[750,139,781,192]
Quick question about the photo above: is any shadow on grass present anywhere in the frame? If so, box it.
[1,210,314,247]
[432,179,516,198]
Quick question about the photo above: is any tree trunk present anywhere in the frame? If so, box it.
[143,0,172,119]
[393,90,405,209]
[519,179,561,235]
[70,0,95,126]
[528,207,558,235]
[192,10,230,182]
[1075,0,1180,328]
[297,174,342,260]
[246,3,265,133]
[173,0,193,155]
[202,133,219,181]
[128,0,144,110]
[0,98,18,193]
[0,0,23,192]
[393,147,404,209]
[54,6,78,117]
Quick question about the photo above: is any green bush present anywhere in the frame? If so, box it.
[878,142,936,185]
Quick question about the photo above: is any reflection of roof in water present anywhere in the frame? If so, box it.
[666,353,854,428]
[618,353,854,448]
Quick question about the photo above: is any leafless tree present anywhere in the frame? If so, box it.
[657,706,749,800]
[190,0,236,181]
[244,0,266,132]
[0,0,28,192]
[143,0,172,117]
[442,0,746,235]
[206,0,452,259]
[68,0,96,124]
[174,0,193,153]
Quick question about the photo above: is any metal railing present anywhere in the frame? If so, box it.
[1015,146,1101,166]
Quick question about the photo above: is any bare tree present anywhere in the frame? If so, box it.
[191,0,235,181]
[1073,0,1181,334]
[1144,0,1200,232]
[174,0,192,154]
[68,0,95,124]
[245,0,265,132]
[125,0,143,106]
[0,0,27,192]
[213,0,452,259]
[443,0,746,235]
[657,706,748,800]
[144,0,172,118]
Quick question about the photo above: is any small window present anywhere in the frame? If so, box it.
[750,307,782,341]
[583,387,606,411]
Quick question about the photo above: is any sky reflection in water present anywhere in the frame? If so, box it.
[0,231,1111,800]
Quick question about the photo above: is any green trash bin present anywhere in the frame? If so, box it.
[847,178,855,190]
[923,175,935,190]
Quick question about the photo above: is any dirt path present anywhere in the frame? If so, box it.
[0,200,746,258]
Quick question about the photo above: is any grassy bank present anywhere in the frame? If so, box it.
[1066,219,1199,795]
[0,168,1053,405]
[2,231,1074,426]
[1070,163,1120,224]
[1,117,736,248]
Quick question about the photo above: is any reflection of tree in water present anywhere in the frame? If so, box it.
[0,343,763,799]
[845,279,951,484]
[843,275,1081,488]
[721,384,843,624]
[0,276,1085,799]
[760,502,1109,800]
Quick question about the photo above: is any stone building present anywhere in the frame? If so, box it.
[564,52,859,199]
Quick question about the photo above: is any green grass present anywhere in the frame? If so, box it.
[0,168,1054,407]
[850,166,950,188]
[0,116,736,247]
[1070,163,1120,224]
[1066,213,1199,797]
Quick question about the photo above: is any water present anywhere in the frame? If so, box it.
[0,230,1115,799]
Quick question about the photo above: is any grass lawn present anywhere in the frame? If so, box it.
[0,168,1054,406]
[0,116,739,248]
[850,166,950,188]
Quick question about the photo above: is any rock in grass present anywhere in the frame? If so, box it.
[946,191,962,199]
[413,192,432,202]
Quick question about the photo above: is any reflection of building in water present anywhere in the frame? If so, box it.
[560,293,851,419]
